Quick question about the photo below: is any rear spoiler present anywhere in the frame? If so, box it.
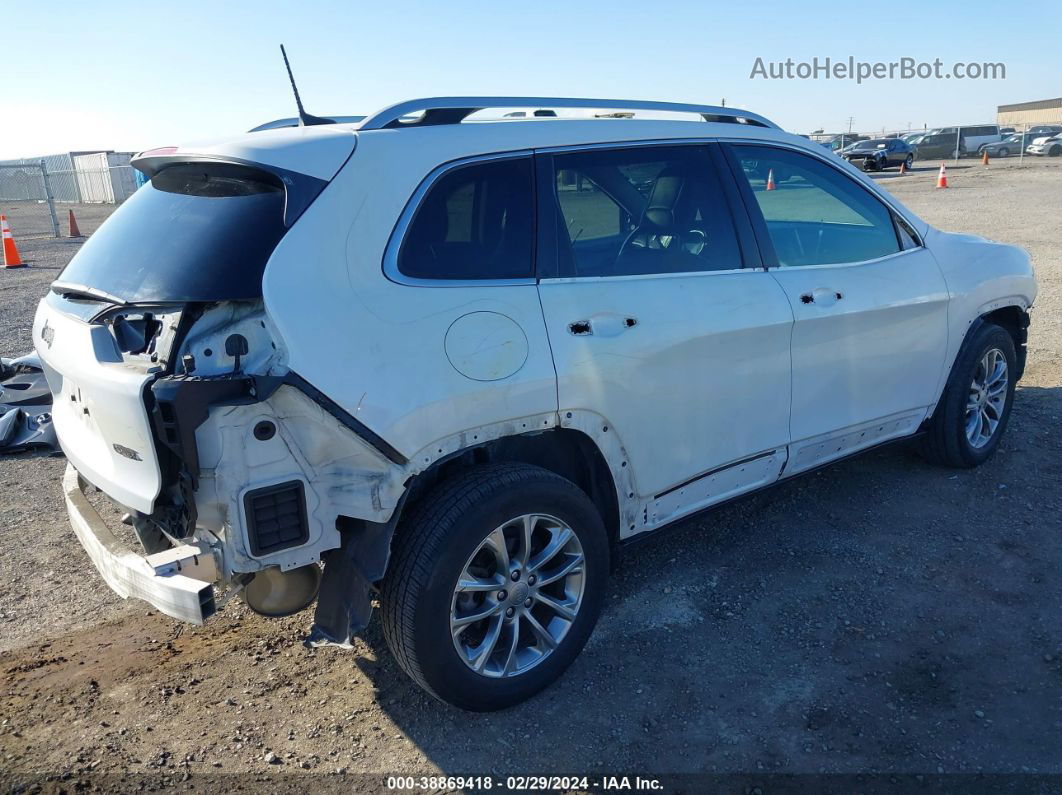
[128,153,329,228]
[132,124,358,183]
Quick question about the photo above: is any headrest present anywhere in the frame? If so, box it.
[642,167,697,231]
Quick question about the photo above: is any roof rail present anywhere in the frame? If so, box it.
[356,97,779,131]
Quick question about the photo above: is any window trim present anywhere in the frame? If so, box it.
[893,212,922,250]
[535,140,760,281]
[719,140,925,270]
[383,150,538,287]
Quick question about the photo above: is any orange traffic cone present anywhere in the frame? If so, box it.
[899,160,907,175]
[766,168,776,191]
[1,215,25,268]
[981,149,989,166]
[936,162,949,189]
[68,209,82,237]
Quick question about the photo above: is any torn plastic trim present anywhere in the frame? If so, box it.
[306,508,407,648]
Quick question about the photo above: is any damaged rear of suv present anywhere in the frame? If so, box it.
[33,128,405,630]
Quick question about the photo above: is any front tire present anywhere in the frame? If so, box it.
[919,323,1016,468]
[380,463,609,710]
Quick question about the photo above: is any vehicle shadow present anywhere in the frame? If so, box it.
[352,381,1062,775]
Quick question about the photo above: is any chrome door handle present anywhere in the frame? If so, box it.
[799,288,843,306]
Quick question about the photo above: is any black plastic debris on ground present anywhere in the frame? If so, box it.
[0,351,60,454]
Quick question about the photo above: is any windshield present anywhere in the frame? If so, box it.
[861,139,890,147]
[54,162,321,304]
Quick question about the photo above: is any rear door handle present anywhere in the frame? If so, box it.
[568,314,638,337]
[799,288,843,307]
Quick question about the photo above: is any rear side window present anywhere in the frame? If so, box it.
[398,157,534,280]
[55,163,304,303]
[731,145,900,267]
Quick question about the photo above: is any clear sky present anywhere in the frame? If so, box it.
[3,0,1060,159]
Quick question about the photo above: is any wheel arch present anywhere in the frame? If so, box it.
[925,302,1030,429]
[980,304,1030,379]
[399,427,622,554]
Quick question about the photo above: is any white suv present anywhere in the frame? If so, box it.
[33,97,1036,710]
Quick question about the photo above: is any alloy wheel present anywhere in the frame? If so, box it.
[965,347,1008,448]
[450,513,585,678]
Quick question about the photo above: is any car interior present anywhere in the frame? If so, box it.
[552,149,742,277]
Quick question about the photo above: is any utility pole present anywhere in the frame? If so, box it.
[845,116,855,147]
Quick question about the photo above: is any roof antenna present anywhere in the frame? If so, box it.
[280,44,332,127]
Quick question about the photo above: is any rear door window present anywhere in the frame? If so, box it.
[549,145,743,277]
[55,162,315,303]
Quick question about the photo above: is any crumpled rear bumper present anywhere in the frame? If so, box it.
[63,464,218,624]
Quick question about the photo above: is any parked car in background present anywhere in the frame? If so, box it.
[912,132,962,160]
[925,125,1002,156]
[33,96,1037,710]
[840,137,915,171]
[1026,125,1062,137]
[981,133,1035,158]
[826,134,866,152]
[1026,133,1062,157]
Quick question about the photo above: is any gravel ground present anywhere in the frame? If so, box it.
[1,158,1060,790]
[1,200,115,241]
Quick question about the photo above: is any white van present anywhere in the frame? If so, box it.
[927,124,1002,155]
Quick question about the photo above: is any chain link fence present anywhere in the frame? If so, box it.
[0,160,141,240]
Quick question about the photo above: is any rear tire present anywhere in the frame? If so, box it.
[380,463,609,711]
[919,323,1016,468]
